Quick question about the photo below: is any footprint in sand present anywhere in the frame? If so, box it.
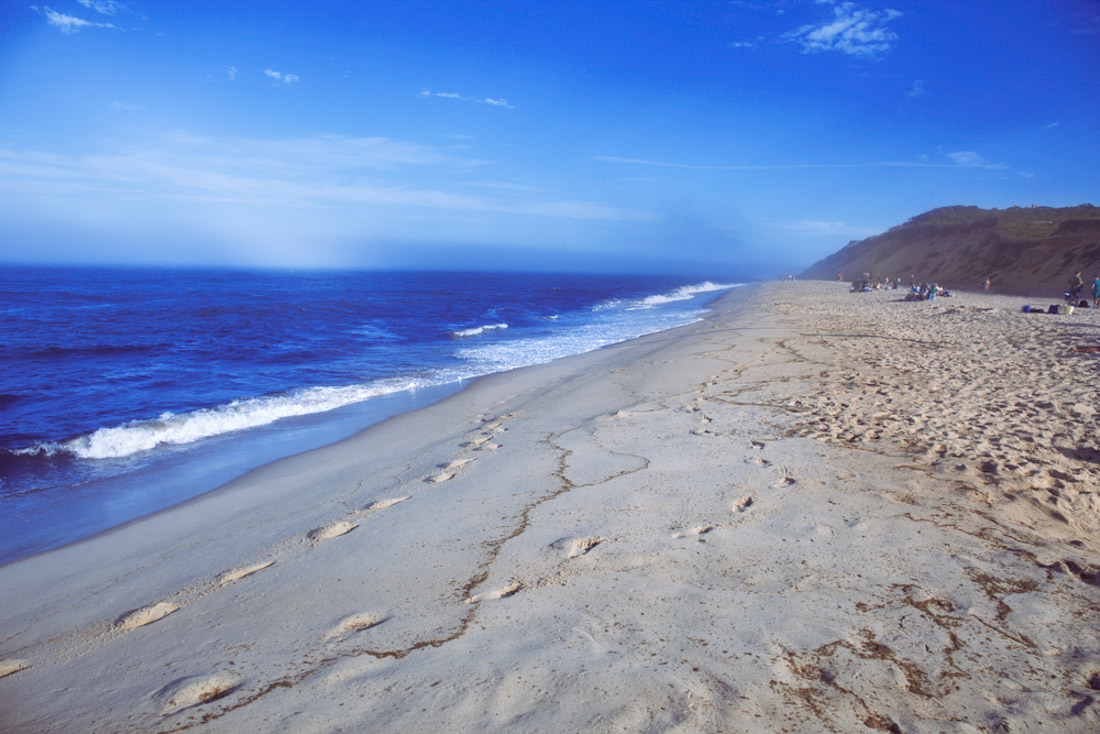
[155,673,242,716]
[462,435,492,448]
[734,496,755,513]
[775,476,797,487]
[324,613,387,640]
[220,560,275,587]
[466,582,523,604]
[567,537,603,558]
[365,496,409,511]
[427,472,455,484]
[750,440,766,450]
[116,602,180,631]
[309,520,358,541]
[442,458,475,471]
[0,659,29,679]
[672,525,713,539]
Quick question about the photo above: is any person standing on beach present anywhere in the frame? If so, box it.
[984,277,991,293]
[1069,271,1084,300]
[1092,276,1100,308]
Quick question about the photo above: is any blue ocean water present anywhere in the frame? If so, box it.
[0,267,740,562]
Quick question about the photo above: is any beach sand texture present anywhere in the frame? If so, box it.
[1,282,1098,733]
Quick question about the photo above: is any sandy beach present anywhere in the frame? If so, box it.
[1,281,1098,733]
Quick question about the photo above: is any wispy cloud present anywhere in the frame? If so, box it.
[419,90,515,109]
[0,132,647,223]
[593,155,860,171]
[264,69,300,84]
[775,219,881,238]
[112,101,145,111]
[225,66,238,81]
[1044,121,1060,129]
[76,0,124,15]
[907,79,924,98]
[783,1,901,57]
[879,150,1009,171]
[944,151,1006,169]
[597,150,1012,173]
[32,5,117,33]
[1053,9,1100,35]
[463,181,549,193]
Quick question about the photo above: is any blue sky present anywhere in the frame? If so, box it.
[1,1,1097,275]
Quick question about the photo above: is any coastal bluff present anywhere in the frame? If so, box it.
[800,204,1100,296]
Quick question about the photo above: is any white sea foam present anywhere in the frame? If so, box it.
[24,378,442,460]
[23,281,740,462]
[457,283,740,374]
[634,281,737,308]
[451,323,508,338]
[593,281,737,312]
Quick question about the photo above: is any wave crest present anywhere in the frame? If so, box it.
[18,379,435,461]
[451,323,508,338]
[636,281,737,307]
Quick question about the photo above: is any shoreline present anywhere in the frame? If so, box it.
[1,281,1097,733]
[1,286,732,565]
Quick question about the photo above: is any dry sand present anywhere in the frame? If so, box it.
[1,281,1098,733]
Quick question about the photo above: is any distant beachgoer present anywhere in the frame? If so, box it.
[1092,277,1100,308]
[984,277,990,293]
[1069,271,1084,299]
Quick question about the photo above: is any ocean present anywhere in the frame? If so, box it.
[0,267,741,562]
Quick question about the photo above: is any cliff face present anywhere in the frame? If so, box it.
[799,205,1100,296]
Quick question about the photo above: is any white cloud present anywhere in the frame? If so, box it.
[76,0,124,15]
[907,79,924,98]
[419,90,515,109]
[225,66,238,81]
[783,2,901,57]
[32,5,117,33]
[112,101,145,111]
[1045,121,1060,129]
[264,69,299,83]
[1018,171,1035,178]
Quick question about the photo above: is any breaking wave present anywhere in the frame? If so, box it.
[19,377,443,460]
[451,323,509,338]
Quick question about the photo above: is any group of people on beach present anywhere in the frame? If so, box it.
[904,281,950,301]
[847,271,952,301]
[1067,271,1100,308]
